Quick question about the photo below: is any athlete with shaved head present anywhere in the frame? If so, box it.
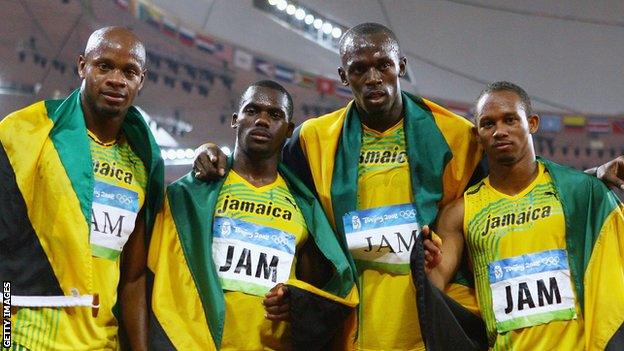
[0,27,163,350]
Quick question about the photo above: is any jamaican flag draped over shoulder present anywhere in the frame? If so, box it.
[540,158,624,350]
[0,89,163,304]
[284,91,488,350]
[147,163,358,351]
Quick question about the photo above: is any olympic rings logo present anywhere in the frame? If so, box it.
[542,256,560,266]
[398,209,416,220]
[272,235,290,246]
[116,193,133,204]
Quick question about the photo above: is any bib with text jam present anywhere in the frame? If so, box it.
[213,216,296,296]
[488,249,577,333]
[343,203,420,274]
[90,180,140,260]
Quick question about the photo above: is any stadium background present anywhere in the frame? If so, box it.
[1,0,622,182]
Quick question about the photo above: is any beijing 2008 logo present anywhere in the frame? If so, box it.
[493,265,503,280]
[352,215,361,231]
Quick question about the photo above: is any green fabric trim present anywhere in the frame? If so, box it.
[91,245,121,260]
[46,90,93,225]
[278,163,355,297]
[540,157,620,313]
[167,172,226,348]
[330,92,452,277]
[167,158,355,348]
[45,89,164,239]
[495,308,577,333]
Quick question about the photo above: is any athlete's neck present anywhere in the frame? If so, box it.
[357,94,403,133]
[488,155,539,196]
[231,148,279,187]
[81,96,125,144]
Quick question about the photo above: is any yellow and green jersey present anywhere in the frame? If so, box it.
[464,162,584,350]
[214,171,308,350]
[10,131,147,350]
[352,121,423,350]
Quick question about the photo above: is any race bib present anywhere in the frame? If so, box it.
[343,203,420,274]
[213,217,296,296]
[489,249,577,333]
[90,181,139,260]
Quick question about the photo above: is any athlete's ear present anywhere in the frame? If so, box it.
[231,113,238,129]
[528,114,540,134]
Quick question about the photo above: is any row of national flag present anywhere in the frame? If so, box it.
[540,114,624,134]
[116,0,354,100]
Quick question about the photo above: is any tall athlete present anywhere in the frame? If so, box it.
[426,81,624,350]
[148,80,357,350]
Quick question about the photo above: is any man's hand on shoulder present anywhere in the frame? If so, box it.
[193,143,228,180]
[596,156,624,191]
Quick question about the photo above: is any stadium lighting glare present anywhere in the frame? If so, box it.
[267,0,278,6]
[286,4,296,15]
[331,27,342,39]
[295,8,306,20]
[184,148,195,159]
[276,0,287,11]
[304,14,314,25]
[166,149,178,160]
[313,18,323,29]
[322,22,333,35]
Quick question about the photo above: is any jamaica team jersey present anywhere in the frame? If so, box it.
[213,171,308,350]
[354,121,423,351]
[11,131,146,350]
[464,162,584,350]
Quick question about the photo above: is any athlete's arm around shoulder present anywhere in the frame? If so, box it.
[427,197,466,291]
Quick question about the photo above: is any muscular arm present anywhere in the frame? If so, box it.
[427,198,466,290]
[119,209,148,351]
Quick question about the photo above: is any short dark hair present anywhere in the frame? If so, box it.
[339,22,400,57]
[475,81,534,117]
[239,80,294,121]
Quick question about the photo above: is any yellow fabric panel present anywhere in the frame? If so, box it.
[583,208,624,351]
[298,103,352,228]
[148,196,216,350]
[286,279,359,307]
[423,98,482,207]
[2,102,118,349]
[445,283,480,316]
[220,292,289,350]
[464,164,584,350]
